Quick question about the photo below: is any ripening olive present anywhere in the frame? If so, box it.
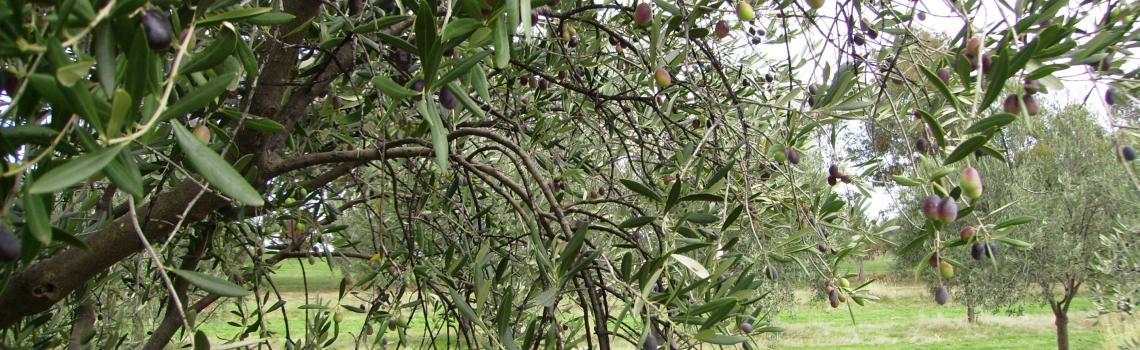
[737,1,756,21]
[922,195,940,220]
[0,226,20,263]
[634,3,653,27]
[439,88,459,109]
[142,10,173,50]
[960,166,983,199]
[934,286,949,305]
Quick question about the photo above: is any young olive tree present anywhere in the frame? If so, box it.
[0,0,1136,349]
[893,105,1137,350]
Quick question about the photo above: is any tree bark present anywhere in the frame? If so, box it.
[1053,308,1069,350]
[0,0,352,329]
[858,259,865,280]
[967,305,977,324]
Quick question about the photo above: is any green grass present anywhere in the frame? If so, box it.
[195,257,1134,349]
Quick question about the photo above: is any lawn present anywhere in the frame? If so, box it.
[195,257,1135,349]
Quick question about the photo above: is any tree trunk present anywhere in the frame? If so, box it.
[967,305,977,324]
[858,259,865,280]
[1054,310,1069,350]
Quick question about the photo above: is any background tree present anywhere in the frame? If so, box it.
[0,0,1136,349]
[891,104,1137,350]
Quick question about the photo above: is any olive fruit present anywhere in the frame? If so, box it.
[714,20,730,39]
[960,166,983,199]
[937,197,958,222]
[387,319,398,330]
[921,195,940,220]
[1105,88,1116,105]
[827,176,837,186]
[1022,95,1040,115]
[538,78,549,90]
[916,138,929,154]
[142,10,173,50]
[1024,79,1040,94]
[934,286,950,305]
[981,54,993,74]
[949,187,962,200]
[785,149,801,165]
[816,243,828,253]
[642,335,658,350]
[0,226,20,263]
[960,226,975,240]
[916,11,926,21]
[654,67,671,88]
[192,124,212,144]
[807,0,825,10]
[1003,94,1020,114]
[439,88,459,109]
[828,164,842,178]
[852,33,865,46]
[839,278,850,288]
[741,322,753,333]
[939,261,954,279]
[634,3,653,27]
[765,265,780,280]
[828,288,841,308]
[736,1,755,21]
[965,36,982,57]
[937,68,951,85]
[1121,145,1136,161]
[986,242,999,258]
[567,36,579,48]
[970,242,986,260]
[927,253,940,268]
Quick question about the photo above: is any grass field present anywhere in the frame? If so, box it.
[195,257,1136,349]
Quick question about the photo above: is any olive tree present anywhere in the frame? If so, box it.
[892,105,1137,350]
[0,0,1136,349]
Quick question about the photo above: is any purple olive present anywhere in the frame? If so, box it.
[741,322,754,333]
[828,288,841,308]
[714,20,730,39]
[634,3,652,28]
[1003,94,1020,114]
[142,10,173,50]
[785,149,801,165]
[642,335,658,350]
[937,197,958,222]
[937,68,951,85]
[934,286,949,305]
[1022,95,1040,115]
[0,227,20,263]
[922,195,940,220]
[1122,145,1136,161]
[970,243,985,260]
[439,88,459,109]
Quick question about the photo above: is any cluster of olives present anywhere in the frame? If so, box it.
[1002,80,1042,116]
[827,164,852,186]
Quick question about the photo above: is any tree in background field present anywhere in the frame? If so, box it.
[893,104,1137,350]
[0,0,1137,349]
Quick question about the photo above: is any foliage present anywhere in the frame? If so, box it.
[0,0,1137,348]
